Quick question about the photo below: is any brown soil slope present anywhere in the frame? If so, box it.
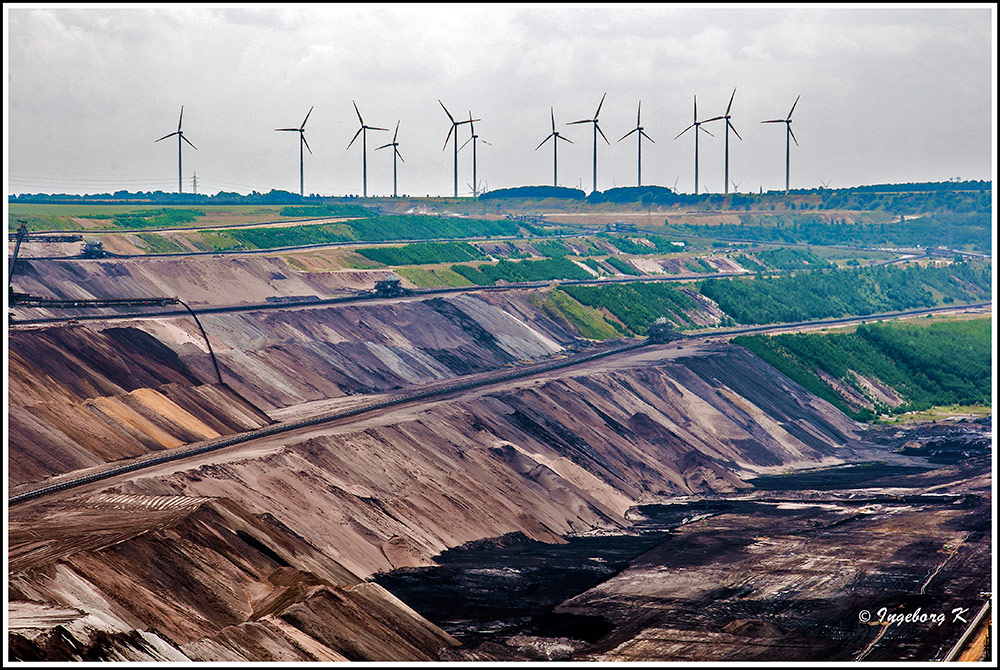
[12,256,396,307]
[7,326,271,487]
[106,344,859,579]
[7,291,593,486]
[9,493,457,661]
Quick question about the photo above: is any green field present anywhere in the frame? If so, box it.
[8,204,299,231]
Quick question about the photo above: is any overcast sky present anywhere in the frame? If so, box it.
[4,4,996,197]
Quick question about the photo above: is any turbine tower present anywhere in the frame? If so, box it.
[275,106,313,197]
[459,111,490,198]
[347,100,387,198]
[375,121,404,198]
[762,95,800,194]
[568,92,610,193]
[673,95,715,194]
[618,101,655,187]
[440,100,478,198]
[704,88,742,195]
[536,107,573,187]
[155,105,197,194]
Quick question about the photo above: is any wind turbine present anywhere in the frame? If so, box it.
[275,106,313,197]
[459,111,490,198]
[375,121,404,198]
[674,95,715,195]
[704,88,742,195]
[440,100,478,197]
[568,92,610,193]
[618,101,655,187]
[155,105,197,193]
[347,101,387,198]
[762,95,800,194]
[731,179,741,193]
[536,107,573,187]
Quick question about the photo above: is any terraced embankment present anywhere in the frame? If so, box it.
[7,326,271,486]
[8,494,458,661]
[12,256,397,309]
[8,337,867,660]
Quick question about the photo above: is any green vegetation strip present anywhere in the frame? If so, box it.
[452,257,592,285]
[734,318,991,422]
[700,261,991,326]
[394,266,474,288]
[355,241,484,265]
[605,256,641,276]
[559,283,698,335]
[527,290,623,340]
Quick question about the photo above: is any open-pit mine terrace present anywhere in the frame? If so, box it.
[6,250,992,662]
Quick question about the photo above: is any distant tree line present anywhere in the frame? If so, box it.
[480,185,586,200]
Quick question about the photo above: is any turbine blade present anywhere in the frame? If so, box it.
[726,87,736,116]
[369,126,389,131]
[182,134,197,150]
[393,120,400,142]
[693,95,697,121]
[761,119,785,123]
[353,100,364,125]
[375,142,393,151]
[395,148,404,163]
[468,110,475,135]
[596,122,610,145]
[595,91,607,118]
[301,105,314,130]
[640,129,655,144]
[567,119,591,125]
[442,124,453,151]
[551,107,556,133]
[702,116,724,123]
[618,127,638,142]
[787,94,800,119]
[536,133,554,150]
[699,125,714,137]
[155,131,179,142]
[558,134,574,144]
[637,100,641,125]
[302,134,312,154]
[673,124,694,140]
[275,128,299,132]
[480,139,492,146]
[729,120,743,141]
[178,105,184,131]
[439,99,454,123]
[459,135,473,152]
[789,125,799,146]
[347,126,363,150]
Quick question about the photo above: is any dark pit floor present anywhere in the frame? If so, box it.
[374,419,992,661]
